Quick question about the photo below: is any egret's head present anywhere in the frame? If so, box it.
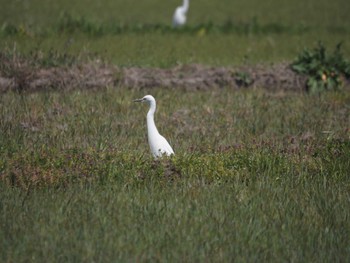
[133,95,155,104]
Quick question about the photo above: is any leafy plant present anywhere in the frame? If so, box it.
[234,71,253,87]
[291,42,350,92]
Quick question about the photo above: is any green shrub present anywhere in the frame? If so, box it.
[291,42,350,92]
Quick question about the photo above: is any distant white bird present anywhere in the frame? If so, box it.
[172,0,190,27]
[134,95,175,158]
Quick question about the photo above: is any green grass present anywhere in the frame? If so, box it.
[4,31,349,67]
[1,0,350,67]
[1,175,349,262]
[1,88,350,261]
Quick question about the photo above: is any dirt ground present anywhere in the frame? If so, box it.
[0,59,347,93]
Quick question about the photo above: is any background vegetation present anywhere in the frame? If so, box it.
[0,0,350,262]
[0,0,349,66]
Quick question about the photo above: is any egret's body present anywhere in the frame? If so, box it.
[173,0,189,27]
[134,95,174,158]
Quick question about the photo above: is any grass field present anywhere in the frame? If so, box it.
[1,0,350,262]
[1,89,350,262]
[1,0,350,66]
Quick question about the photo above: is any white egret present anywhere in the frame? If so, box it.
[134,95,175,158]
[172,0,190,27]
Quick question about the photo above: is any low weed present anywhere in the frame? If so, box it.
[234,71,253,87]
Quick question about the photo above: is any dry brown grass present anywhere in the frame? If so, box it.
[0,52,319,92]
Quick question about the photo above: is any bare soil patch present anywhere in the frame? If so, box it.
[0,58,347,92]
[122,63,308,91]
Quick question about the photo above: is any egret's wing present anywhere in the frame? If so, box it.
[159,135,175,156]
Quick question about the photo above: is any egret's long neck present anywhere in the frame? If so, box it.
[182,0,189,12]
[147,101,159,136]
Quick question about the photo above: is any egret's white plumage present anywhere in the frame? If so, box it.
[172,0,189,27]
[134,95,174,158]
